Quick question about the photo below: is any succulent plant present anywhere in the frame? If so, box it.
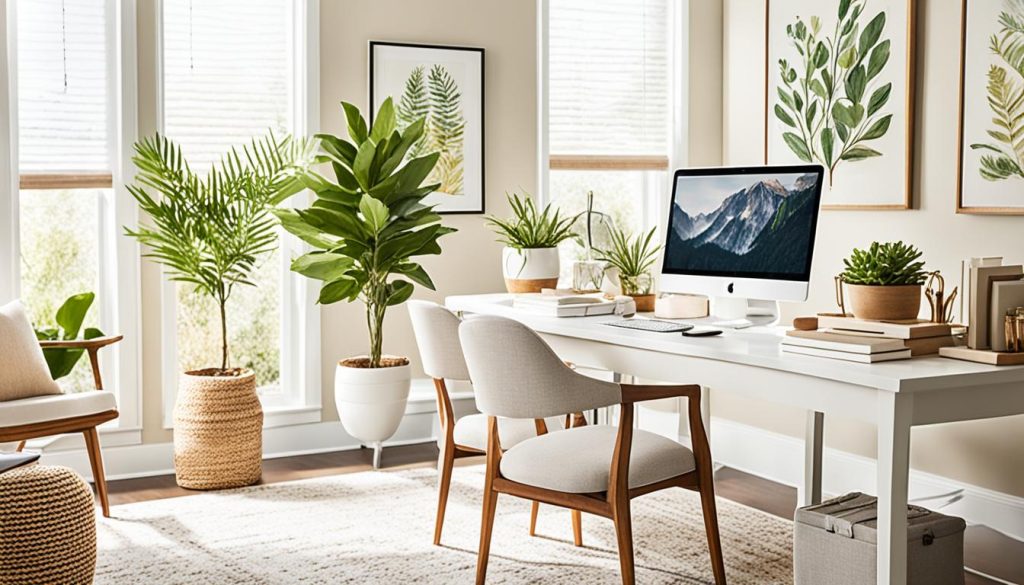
[841,241,927,286]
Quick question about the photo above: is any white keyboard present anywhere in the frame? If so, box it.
[604,319,693,333]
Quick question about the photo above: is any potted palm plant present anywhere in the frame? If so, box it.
[596,226,662,312]
[840,241,928,321]
[125,133,314,489]
[274,99,455,469]
[486,192,577,293]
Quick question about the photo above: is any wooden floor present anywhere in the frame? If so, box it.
[107,443,1020,585]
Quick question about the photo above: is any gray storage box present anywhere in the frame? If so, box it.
[794,492,966,585]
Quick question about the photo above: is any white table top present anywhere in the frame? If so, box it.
[446,294,1024,394]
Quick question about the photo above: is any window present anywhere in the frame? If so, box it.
[542,0,678,277]
[159,0,319,420]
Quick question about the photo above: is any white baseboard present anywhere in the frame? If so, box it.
[705,417,1024,542]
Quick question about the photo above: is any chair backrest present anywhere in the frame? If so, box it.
[459,315,621,419]
[407,300,470,381]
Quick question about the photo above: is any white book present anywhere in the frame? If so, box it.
[513,293,607,307]
[513,298,617,317]
[782,344,911,363]
[783,330,906,354]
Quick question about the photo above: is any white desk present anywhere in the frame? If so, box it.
[446,293,1024,585]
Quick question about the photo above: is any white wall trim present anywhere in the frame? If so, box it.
[705,417,1024,542]
[0,0,18,303]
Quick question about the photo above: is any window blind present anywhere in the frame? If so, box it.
[162,0,292,171]
[17,0,111,174]
[548,0,670,158]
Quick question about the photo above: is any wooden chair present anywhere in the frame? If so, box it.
[459,315,726,585]
[408,300,585,546]
[0,335,122,517]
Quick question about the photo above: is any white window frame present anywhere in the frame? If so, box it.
[537,0,689,234]
[155,0,322,429]
[0,0,143,448]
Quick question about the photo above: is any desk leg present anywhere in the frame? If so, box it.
[877,392,913,585]
[799,411,824,507]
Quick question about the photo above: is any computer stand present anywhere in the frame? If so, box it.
[708,297,780,327]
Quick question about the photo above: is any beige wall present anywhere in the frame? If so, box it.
[723,0,1024,497]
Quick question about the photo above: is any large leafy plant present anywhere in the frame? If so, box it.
[775,0,892,185]
[33,292,104,381]
[125,133,315,373]
[596,227,661,295]
[486,192,577,249]
[841,241,927,286]
[274,99,456,369]
[396,64,465,195]
[970,0,1024,181]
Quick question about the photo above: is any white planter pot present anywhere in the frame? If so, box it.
[334,358,411,467]
[502,246,560,293]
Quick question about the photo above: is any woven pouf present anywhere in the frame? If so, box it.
[0,465,96,585]
[173,369,263,490]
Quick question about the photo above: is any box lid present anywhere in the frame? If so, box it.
[795,492,966,545]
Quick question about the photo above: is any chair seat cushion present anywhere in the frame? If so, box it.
[0,391,117,428]
[500,425,696,494]
[453,413,564,452]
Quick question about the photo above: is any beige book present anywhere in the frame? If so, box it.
[784,330,906,354]
[816,315,952,340]
[968,265,1023,349]
[782,345,911,363]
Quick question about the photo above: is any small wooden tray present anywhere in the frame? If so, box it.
[938,346,1024,366]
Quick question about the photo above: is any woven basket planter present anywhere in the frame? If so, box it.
[0,465,96,585]
[173,369,263,490]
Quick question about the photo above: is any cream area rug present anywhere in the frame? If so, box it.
[96,465,793,584]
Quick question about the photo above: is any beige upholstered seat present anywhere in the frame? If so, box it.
[501,425,695,494]
[453,414,565,452]
[0,391,117,428]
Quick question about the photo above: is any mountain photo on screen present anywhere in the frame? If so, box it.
[664,173,821,276]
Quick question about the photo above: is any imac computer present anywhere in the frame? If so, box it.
[659,165,825,324]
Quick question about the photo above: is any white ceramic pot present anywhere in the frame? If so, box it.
[502,246,560,293]
[334,358,411,451]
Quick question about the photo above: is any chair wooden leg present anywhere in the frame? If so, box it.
[612,497,635,585]
[82,428,110,518]
[15,440,26,452]
[571,509,583,547]
[434,441,456,545]
[476,483,499,584]
[529,501,539,536]
[699,486,727,584]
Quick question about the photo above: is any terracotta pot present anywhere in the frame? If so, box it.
[174,369,263,490]
[631,294,656,312]
[502,247,560,293]
[846,284,923,321]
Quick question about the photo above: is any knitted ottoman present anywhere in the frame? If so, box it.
[0,465,97,585]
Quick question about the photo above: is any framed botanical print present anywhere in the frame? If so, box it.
[957,0,1024,214]
[369,41,485,214]
[765,0,917,209]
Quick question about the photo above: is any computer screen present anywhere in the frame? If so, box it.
[662,165,824,282]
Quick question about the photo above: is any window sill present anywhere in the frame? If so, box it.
[161,405,321,431]
[24,426,143,453]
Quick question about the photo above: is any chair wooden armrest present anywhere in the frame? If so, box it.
[39,335,123,391]
[620,383,701,404]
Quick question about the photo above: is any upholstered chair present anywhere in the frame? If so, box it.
[459,315,726,585]
[407,300,585,546]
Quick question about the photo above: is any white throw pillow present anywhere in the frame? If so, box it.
[0,300,62,402]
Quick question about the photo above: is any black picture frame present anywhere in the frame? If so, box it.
[369,41,486,215]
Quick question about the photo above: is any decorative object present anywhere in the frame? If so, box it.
[94,466,795,584]
[125,133,315,489]
[766,0,916,209]
[989,281,1024,350]
[0,465,96,585]
[571,261,605,293]
[32,292,104,382]
[925,272,958,324]
[487,192,577,293]
[595,226,661,312]
[967,264,1023,349]
[839,241,927,320]
[940,345,1024,365]
[369,41,484,214]
[653,294,710,319]
[957,0,1024,214]
[275,100,454,468]
[1004,308,1024,353]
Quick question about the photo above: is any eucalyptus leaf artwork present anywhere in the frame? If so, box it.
[370,42,485,214]
[959,0,1024,213]
[766,0,914,209]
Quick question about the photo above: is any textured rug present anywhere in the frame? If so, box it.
[96,465,793,584]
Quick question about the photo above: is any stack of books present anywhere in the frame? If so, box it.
[512,293,617,317]
[781,316,955,363]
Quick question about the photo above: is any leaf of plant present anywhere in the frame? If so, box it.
[839,0,851,19]
[867,39,890,80]
[822,69,834,95]
[832,102,858,128]
[55,292,95,340]
[812,42,830,68]
[290,252,354,281]
[341,101,368,144]
[841,145,883,161]
[793,91,804,112]
[821,127,835,167]
[867,83,892,117]
[838,46,857,69]
[775,105,797,127]
[273,209,337,249]
[858,12,886,58]
[369,97,396,144]
[359,194,390,234]
[777,87,796,110]
[352,141,376,191]
[783,132,812,162]
[805,100,818,128]
[861,114,892,141]
[394,262,435,290]
[385,280,414,306]
[318,276,360,305]
[845,65,867,104]
[810,79,827,99]
[836,121,850,143]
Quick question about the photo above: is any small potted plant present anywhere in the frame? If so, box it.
[125,133,314,489]
[840,241,928,321]
[275,99,455,469]
[486,192,577,293]
[596,226,661,312]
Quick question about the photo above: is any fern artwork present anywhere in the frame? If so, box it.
[370,42,485,213]
[960,0,1024,213]
[766,0,914,209]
